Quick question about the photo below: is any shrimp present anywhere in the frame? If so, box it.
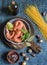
[13,30,23,42]
[13,37,22,43]
[6,28,15,40]
[15,30,23,37]
[13,20,24,31]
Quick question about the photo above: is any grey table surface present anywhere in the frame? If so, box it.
[0,0,47,65]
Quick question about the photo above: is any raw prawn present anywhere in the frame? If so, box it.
[13,38,22,43]
[6,28,15,40]
[13,20,24,31]
[13,30,23,42]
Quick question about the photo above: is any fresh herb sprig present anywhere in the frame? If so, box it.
[21,29,30,41]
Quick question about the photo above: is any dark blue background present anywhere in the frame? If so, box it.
[0,0,47,65]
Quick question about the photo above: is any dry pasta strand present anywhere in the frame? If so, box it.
[25,5,47,40]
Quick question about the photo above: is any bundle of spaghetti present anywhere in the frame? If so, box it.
[25,5,47,40]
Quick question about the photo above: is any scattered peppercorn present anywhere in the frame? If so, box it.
[21,52,26,57]
[36,35,41,39]
[22,61,26,65]
[28,49,32,53]
[37,39,43,43]
[24,56,29,61]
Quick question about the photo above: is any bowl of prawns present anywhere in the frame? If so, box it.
[4,16,34,49]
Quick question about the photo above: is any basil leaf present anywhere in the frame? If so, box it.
[26,42,31,46]
[21,29,27,34]
[21,32,30,41]
[27,35,34,42]
[21,35,26,41]
[6,22,13,31]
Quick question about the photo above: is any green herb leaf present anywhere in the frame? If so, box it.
[6,22,13,31]
[21,32,30,41]
[21,35,26,41]
[27,35,34,42]
[21,29,27,34]
[26,42,31,46]
[21,29,31,41]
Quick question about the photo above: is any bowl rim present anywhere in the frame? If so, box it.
[4,16,35,45]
